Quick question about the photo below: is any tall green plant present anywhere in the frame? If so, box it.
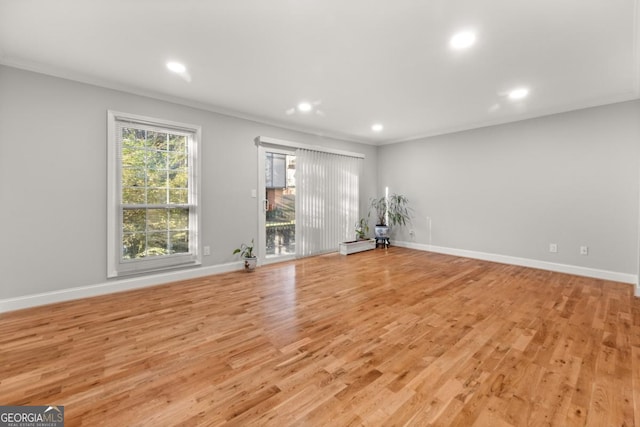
[369,196,388,226]
[388,194,411,227]
[369,194,411,227]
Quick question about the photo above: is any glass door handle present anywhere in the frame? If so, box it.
[263,199,270,212]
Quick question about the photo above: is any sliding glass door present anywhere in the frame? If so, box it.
[257,136,363,264]
[258,147,296,263]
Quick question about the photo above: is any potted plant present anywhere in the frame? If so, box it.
[233,239,257,271]
[369,194,411,242]
[355,217,369,240]
[338,218,375,255]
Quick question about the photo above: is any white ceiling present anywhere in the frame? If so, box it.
[1,0,639,144]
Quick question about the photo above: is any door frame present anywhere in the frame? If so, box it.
[257,144,296,266]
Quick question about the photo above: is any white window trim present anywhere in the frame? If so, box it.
[107,110,202,278]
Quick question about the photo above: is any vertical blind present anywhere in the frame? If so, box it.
[295,148,363,257]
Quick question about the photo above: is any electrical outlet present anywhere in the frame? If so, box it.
[409,230,415,237]
[549,243,558,253]
[580,245,588,255]
[203,246,211,256]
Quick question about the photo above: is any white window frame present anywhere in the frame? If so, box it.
[107,110,201,277]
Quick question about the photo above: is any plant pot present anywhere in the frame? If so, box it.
[243,256,257,272]
[374,225,389,239]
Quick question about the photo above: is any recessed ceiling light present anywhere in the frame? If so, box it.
[372,123,384,132]
[166,61,186,73]
[297,102,313,112]
[508,87,529,100]
[450,31,476,50]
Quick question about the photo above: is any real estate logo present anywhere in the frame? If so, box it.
[0,405,64,427]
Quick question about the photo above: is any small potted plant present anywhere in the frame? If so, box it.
[339,219,375,255]
[355,217,369,240]
[233,239,257,271]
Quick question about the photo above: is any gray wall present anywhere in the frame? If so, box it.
[0,65,378,299]
[378,100,640,275]
[1,64,639,302]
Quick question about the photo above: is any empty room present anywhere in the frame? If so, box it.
[2,1,640,425]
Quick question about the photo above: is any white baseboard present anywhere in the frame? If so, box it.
[0,262,243,313]
[393,240,638,287]
[4,244,639,313]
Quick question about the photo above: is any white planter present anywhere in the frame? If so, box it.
[243,256,257,271]
[339,239,376,255]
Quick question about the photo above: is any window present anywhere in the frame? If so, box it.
[265,152,291,189]
[107,111,201,277]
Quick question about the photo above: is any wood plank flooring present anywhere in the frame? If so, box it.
[1,247,640,426]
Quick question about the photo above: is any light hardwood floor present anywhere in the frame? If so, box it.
[1,247,640,426]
